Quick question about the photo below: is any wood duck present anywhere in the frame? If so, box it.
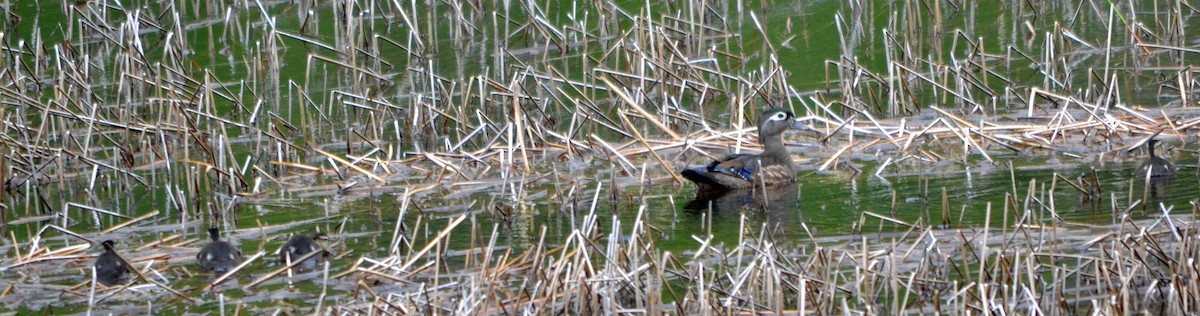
[94,240,128,286]
[279,233,326,266]
[681,108,809,191]
[197,228,242,274]
[1136,139,1176,178]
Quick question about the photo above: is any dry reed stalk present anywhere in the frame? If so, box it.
[4,0,1200,314]
[599,77,682,140]
[100,210,161,234]
[242,249,324,290]
[203,251,266,291]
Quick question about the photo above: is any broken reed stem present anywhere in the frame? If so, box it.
[106,248,195,303]
[204,251,266,291]
[242,250,323,290]
[100,210,161,234]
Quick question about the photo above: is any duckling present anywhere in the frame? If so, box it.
[197,228,242,274]
[1136,139,1176,178]
[93,240,128,286]
[278,233,326,266]
[681,107,810,190]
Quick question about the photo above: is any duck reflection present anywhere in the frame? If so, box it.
[1134,139,1176,207]
[1137,176,1173,208]
[684,184,799,224]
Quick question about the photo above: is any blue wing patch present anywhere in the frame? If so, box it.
[737,162,760,180]
[736,168,753,180]
[709,160,759,181]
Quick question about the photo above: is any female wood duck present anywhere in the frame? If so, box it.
[1136,139,1176,178]
[94,240,128,286]
[279,233,326,266]
[681,107,809,191]
[197,228,242,274]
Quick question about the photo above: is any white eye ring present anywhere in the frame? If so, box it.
[772,112,787,120]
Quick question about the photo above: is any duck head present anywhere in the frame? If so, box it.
[756,108,808,144]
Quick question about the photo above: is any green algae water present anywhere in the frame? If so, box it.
[1,0,1197,313]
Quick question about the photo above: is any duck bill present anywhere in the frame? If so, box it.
[789,119,810,130]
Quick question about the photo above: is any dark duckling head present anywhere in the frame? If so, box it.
[681,108,809,191]
[279,233,326,266]
[93,240,128,286]
[197,228,242,274]
[1136,139,1176,179]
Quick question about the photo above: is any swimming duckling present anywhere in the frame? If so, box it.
[1136,139,1176,178]
[278,233,326,266]
[681,107,810,191]
[197,228,242,274]
[93,240,128,286]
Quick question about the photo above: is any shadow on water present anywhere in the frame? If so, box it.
[668,156,1198,244]
[683,184,800,225]
[1140,176,1176,211]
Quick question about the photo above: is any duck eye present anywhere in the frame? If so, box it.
[774,113,786,120]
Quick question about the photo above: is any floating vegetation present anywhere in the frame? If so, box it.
[0,0,1197,314]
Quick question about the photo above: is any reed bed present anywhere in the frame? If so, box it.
[0,0,1197,314]
[330,187,1200,315]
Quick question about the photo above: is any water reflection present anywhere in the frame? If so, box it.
[669,159,1197,238]
[683,184,799,224]
[1130,138,1180,210]
[1139,176,1174,209]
